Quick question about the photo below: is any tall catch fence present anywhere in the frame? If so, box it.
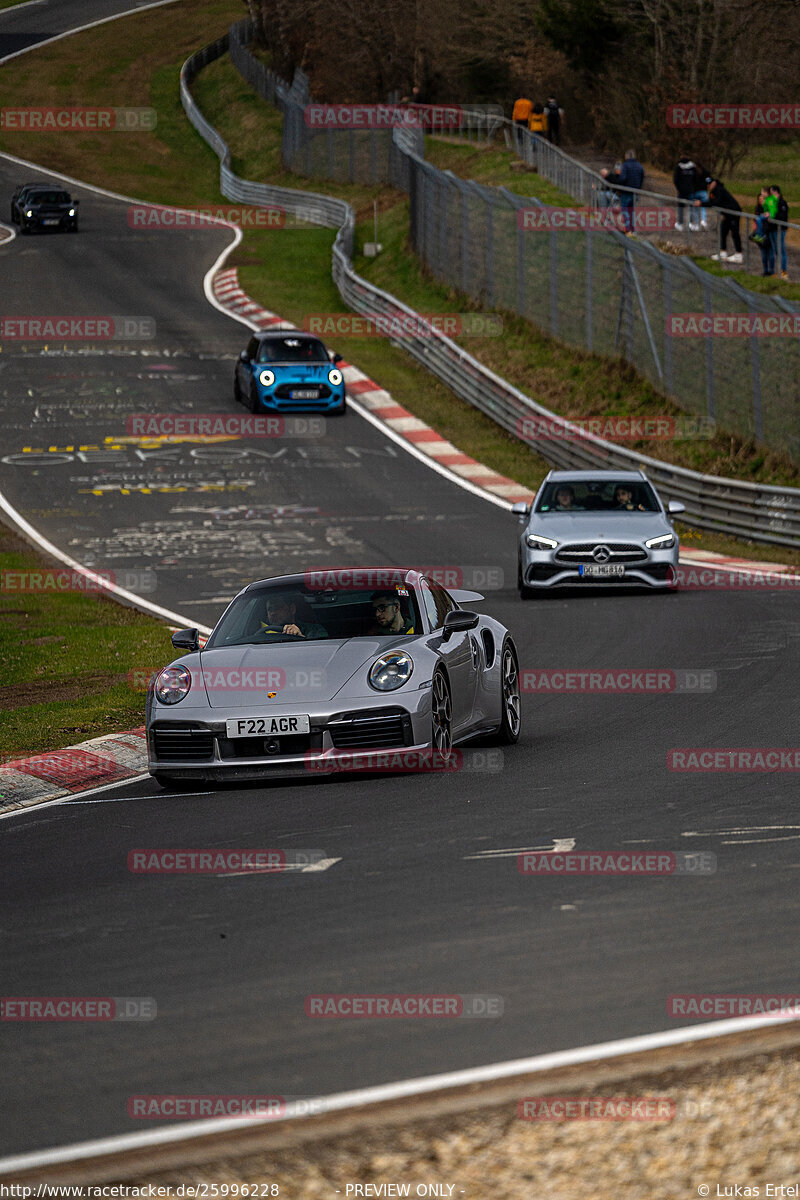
[179,23,800,547]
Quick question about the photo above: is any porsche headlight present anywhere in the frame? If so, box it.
[155,665,191,704]
[645,533,675,549]
[258,369,275,387]
[368,651,413,691]
[328,368,343,386]
[526,533,558,549]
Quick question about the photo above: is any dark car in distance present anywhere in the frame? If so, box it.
[10,183,79,233]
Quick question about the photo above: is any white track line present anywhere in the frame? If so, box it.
[0,1012,796,1174]
[0,0,181,65]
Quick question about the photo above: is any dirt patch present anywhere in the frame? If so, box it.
[0,672,125,710]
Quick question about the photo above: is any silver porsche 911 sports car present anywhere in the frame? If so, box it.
[514,469,685,597]
[146,569,521,788]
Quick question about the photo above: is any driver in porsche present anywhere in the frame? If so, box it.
[262,592,328,639]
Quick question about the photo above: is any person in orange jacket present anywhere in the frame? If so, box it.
[528,103,548,136]
[512,97,533,128]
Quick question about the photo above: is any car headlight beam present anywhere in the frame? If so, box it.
[258,369,276,387]
[155,665,191,704]
[368,651,414,691]
[328,368,343,386]
[526,533,558,549]
[645,534,675,549]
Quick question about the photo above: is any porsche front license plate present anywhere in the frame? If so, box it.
[226,715,310,737]
[579,564,625,578]
[43,219,60,225]
[290,388,319,399]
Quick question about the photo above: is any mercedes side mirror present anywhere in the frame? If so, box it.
[441,610,480,641]
[171,628,200,652]
[667,500,686,515]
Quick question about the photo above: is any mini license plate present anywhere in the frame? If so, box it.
[43,219,61,225]
[579,564,625,578]
[290,388,319,399]
[226,715,310,738]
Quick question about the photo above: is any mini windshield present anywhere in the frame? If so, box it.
[256,337,328,364]
[536,479,660,513]
[206,583,422,647]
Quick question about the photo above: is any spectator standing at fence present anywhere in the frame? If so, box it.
[614,149,644,234]
[528,103,548,136]
[673,156,710,231]
[544,97,563,145]
[513,96,533,128]
[598,163,622,212]
[751,187,778,276]
[770,185,789,280]
[694,176,743,263]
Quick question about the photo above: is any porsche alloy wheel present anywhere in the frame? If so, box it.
[431,669,452,754]
[497,641,521,743]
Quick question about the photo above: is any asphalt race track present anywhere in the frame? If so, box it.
[0,0,176,64]
[1,29,799,1160]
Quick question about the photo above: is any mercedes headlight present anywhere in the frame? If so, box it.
[25,210,33,218]
[155,665,191,704]
[645,534,675,549]
[526,533,558,549]
[368,651,413,691]
[328,368,343,386]
[258,369,275,386]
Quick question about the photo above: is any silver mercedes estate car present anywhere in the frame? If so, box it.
[146,569,521,788]
[514,470,685,597]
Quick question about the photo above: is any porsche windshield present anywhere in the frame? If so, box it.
[206,583,422,647]
[535,480,660,513]
[27,191,70,205]
[256,337,328,363]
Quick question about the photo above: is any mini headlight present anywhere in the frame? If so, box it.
[155,665,191,704]
[258,369,275,386]
[368,651,413,691]
[526,533,558,549]
[328,368,343,386]
[645,534,675,549]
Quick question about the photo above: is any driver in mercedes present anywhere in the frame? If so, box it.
[262,592,328,639]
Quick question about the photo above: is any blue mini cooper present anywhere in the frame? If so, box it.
[234,330,346,415]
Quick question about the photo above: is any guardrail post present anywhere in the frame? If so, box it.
[748,299,764,442]
[663,264,673,393]
[585,230,593,351]
[703,284,716,422]
[549,229,558,337]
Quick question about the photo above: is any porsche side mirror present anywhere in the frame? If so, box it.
[171,628,200,652]
[441,610,480,641]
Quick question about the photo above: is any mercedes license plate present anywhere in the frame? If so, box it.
[226,715,310,738]
[579,564,625,578]
[290,388,319,399]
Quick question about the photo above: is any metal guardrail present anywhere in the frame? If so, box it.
[180,31,800,548]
